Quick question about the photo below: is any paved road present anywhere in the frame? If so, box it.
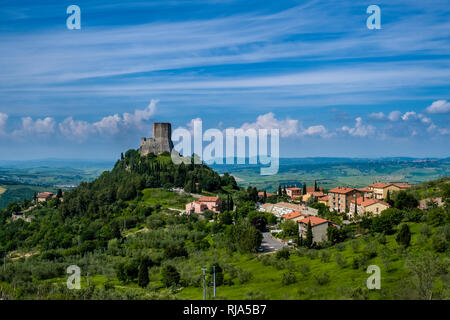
[260,232,287,253]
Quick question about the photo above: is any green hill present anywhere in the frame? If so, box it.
[0,151,448,300]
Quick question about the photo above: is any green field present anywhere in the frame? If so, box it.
[141,188,195,210]
[213,158,450,192]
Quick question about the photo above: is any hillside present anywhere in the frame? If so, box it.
[0,152,448,300]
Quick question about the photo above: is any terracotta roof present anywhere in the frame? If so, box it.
[283,211,306,220]
[309,191,325,197]
[286,187,301,191]
[37,192,53,198]
[351,198,390,208]
[275,202,304,210]
[198,196,220,202]
[318,195,329,201]
[368,182,393,188]
[357,187,372,192]
[328,187,355,194]
[299,216,330,227]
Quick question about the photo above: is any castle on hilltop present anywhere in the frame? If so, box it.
[139,122,174,156]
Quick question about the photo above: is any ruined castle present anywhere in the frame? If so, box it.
[139,122,174,156]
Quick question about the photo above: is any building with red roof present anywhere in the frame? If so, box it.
[298,216,338,243]
[327,187,359,213]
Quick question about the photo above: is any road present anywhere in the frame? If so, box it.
[260,232,287,253]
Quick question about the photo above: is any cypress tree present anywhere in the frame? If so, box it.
[302,183,307,195]
[138,259,150,288]
[396,224,411,248]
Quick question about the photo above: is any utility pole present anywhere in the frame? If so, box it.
[213,266,216,298]
[202,266,206,300]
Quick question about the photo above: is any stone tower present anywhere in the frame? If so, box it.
[139,122,174,156]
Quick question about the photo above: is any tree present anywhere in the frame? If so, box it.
[210,263,224,286]
[385,190,393,206]
[405,252,443,300]
[304,221,313,248]
[138,258,151,288]
[56,189,63,199]
[278,185,282,196]
[394,191,418,210]
[314,180,318,192]
[280,219,298,237]
[302,183,307,195]
[231,220,262,253]
[263,190,267,203]
[396,224,411,248]
[161,265,180,287]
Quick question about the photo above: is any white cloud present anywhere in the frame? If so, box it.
[425,100,450,114]
[300,125,333,138]
[59,99,158,141]
[388,110,402,121]
[438,128,450,135]
[240,112,299,138]
[12,116,55,137]
[368,112,385,120]
[401,111,417,121]
[0,112,7,135]
[341,117,375,137]
[59,117,95,141]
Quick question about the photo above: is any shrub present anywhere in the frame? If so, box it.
[419,224,432,238]
[335,242,346,251]
[364,241,378,258]
[237,268,253,284]
[334,252,347,268]
[299,264,310,277]
[276,248,290,260]
[306,249,318,259]
[296,247,308,257]
[281,272,297,286]
[245,290,268,300]
[314,272,330,286]
[160,265,180,287]
[350,240,360,253]
[320,250,331,263]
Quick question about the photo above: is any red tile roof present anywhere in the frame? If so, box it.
[328,187,355,194]
[199,196,220,202]
[318,195,329,201]
[351,198,390,208]
[368,182,393,188]
[299,216,330,227]
[286,187,301,191]
[283,211,307,220]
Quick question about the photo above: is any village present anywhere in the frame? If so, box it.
[183,180,444,247]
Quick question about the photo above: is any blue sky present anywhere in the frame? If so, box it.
[0,0,449,160]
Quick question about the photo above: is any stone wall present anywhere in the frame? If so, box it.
[139,122,174,156]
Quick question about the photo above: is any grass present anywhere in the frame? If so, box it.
[176,222,444,300]
[141,188,195,210]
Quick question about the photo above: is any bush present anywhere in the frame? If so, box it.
[364,241,378,258]
[334,252,347,268]
[160,265,180,287]
[245,290,268,300]
[335,242,346,251]
[296,247,308,257]
[306,249,318,259]
[419,224,432,238]
[320,250,331,263]
[350,240,360,253]
[314,272,330,286]
[237,268,253,284]
[299,264,310,277]
[276,248,291,260]
[281,272,297,286]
